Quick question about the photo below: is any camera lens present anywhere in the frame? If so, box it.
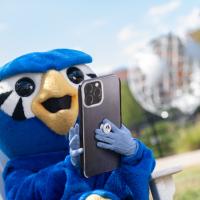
[84,81,102,106]
[94,88,101,97]
[85,95,93,106]
[84,83,93,94]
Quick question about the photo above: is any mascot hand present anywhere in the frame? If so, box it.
[68,124,83,167]
[95,119,138,156]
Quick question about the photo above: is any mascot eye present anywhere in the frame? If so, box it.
[15,77,35,97]
[67,67,84,84]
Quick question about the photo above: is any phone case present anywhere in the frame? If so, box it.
[79,74,121,178]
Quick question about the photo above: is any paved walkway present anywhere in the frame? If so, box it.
[155,149,200,171]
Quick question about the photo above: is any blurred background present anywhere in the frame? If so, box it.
[0,1,199,199]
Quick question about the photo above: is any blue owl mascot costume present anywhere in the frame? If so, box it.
[0,49,155,200]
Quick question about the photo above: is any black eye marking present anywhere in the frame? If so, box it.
[66,67,84,84]
[12,98,26,120]
[15,77,35,97]
[0,91,12,106]
[87,74,97,78]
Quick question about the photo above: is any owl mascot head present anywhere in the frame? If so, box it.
[0,49,96,159]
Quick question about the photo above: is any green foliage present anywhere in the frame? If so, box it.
[140,121,178,158]
[121,81,144,128]
[140,121,200,158]
[174,122,200,153]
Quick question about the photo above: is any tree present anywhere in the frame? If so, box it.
[121,81,145,129]
[190,29,200,43]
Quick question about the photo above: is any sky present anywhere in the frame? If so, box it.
[0,0,199,74]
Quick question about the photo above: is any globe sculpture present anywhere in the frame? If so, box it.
[128,33,200,118]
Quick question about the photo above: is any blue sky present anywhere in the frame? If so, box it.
[0,0,199,74]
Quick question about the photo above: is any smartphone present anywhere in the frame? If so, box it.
[78,74,121,178]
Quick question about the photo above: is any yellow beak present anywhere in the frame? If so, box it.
[32,70,78,135]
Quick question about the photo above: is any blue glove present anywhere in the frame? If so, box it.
[95,119,138,156]
[68,123,83,167]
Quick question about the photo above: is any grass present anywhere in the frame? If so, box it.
[174,165,200,200]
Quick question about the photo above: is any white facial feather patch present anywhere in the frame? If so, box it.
[1,92,20,116]
[0,73,42,120]
[0,64,96,120]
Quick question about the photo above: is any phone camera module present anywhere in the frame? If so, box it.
[84,81,102,106]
